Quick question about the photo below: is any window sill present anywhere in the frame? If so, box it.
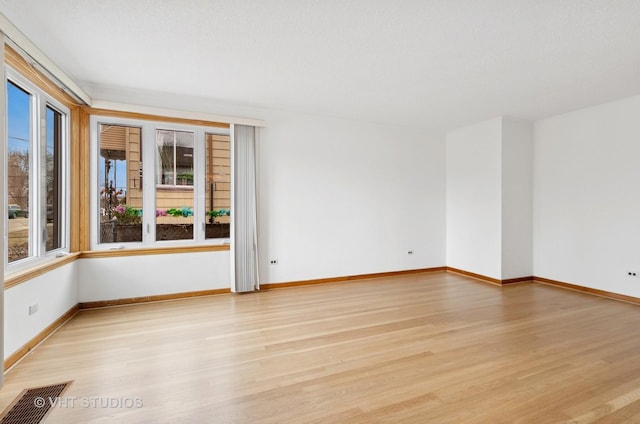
[4,252,81,290]
[79,244,230,259]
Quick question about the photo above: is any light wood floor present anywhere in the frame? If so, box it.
[2,272,640,423]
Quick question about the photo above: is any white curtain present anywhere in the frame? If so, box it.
[231,125,259,292]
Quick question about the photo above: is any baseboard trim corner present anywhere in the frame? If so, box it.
[4,304,79,372]
[446,267,533,286]
[502,276,535,285]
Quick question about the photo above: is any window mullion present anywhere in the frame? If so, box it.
[37,99,47,255]
[194,129,205,242]
[142,124,156,245]
[28,89,39,258]
[172,132,177,188]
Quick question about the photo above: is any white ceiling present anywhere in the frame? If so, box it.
[0,0,639,131]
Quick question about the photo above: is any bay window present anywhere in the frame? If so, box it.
[92,116,230,248]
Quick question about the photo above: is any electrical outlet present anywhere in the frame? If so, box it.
[29,303,38,315]
[270,259,278,265]
[627,271,639,278]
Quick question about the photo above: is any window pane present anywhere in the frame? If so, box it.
[7,81,31,262]
[45,107,63,251]
[156,130,174,185]
[99,124,143,243]
[175,131,194,186]
[205,133,230,239]
[156,129,194,241]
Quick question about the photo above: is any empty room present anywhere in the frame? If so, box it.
[0,1,639,423]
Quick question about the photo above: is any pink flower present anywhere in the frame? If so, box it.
[115,205,126,214]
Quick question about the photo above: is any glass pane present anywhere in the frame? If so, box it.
[156,130,175,185]
[45,107,63,251]
[175,131,194,186]
[7,81,31,262]
[205,133,230,239]
[99,124,143,243]
[156,129,194,241]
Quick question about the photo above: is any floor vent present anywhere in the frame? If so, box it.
[0,381,72,424]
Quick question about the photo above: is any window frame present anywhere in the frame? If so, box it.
[5,67,70,273]
[90,115,231,250]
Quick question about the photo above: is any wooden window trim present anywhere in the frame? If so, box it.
[5,43,85,256]
[4,253,81,289]
[87,107,231,129]
[5,45,80,109]
[78,244,230,259]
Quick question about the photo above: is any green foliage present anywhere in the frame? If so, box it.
[113,204,142,224]
[207,209,231,217]
[166,207,193,218]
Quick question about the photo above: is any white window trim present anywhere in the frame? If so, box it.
[89,115,230,250]
[5,67,70,274]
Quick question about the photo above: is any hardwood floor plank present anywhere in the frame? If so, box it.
[1,272,640,423]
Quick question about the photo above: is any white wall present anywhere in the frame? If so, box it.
[446,117,533,281]
[4,261,77,360]
[257,110,446,284]
[77,86,448,284]
[77,251,230,302]
[446,118,502,279]
[533,95,640,297]
[76,107,446,293]
[501,119,533,279]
